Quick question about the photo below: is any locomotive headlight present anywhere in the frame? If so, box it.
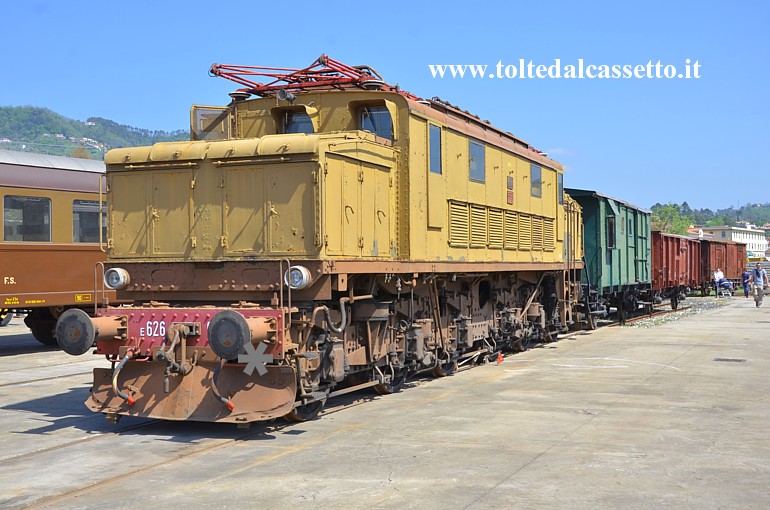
[284,265,313,290]
[104,268,130,290]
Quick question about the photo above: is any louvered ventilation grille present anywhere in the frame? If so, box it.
[470,205,487,247]
[449,201,469,246]
[504,211,518,250]
[488,209,503,249]
[532,216,544,251]
[544,218,555,251]
[519,214,532,250]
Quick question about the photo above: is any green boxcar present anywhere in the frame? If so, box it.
[565,189,652,322]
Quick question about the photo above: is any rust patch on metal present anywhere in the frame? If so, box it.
[87,362,297,423]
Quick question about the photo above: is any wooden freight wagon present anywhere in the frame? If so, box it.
[651,232,701,309]
[699,239,747,295]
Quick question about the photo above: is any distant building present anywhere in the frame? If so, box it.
[687,227,713,238]
[703,225,768,260]
[764,224,770,260]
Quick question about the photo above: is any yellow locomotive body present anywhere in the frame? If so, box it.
[108,90,572,267]
[56,57,585,424]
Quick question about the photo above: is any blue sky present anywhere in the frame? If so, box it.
[3,0,768,210]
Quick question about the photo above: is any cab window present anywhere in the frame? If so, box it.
[283,110,314,134]
[191,106,230,141]
[4,195,51,242]
[530,164,542,197]
[360,106,392,140]
[429,124,442,174]
[469,140,485,182]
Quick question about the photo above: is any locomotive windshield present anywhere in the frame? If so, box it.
[360,106,392,140]
[283,110,314,134]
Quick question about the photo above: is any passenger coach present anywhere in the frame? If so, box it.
[0,150,113,344]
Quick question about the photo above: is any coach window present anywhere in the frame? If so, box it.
[469,140,485,182]
[557,172,563,205]
[3,196,51,242]
[360,106,393,141]
[429,124,442,174]
[73,200,106,243]
[530,164,542,197]
[607,216,616,249]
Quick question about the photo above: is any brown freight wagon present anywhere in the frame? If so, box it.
[0,149,116,345]
[700,239,748,295]
[651,231,701,309]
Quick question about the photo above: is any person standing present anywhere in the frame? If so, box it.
[751,263,769,307]
[713,267,727,295]
[742,268,752,298]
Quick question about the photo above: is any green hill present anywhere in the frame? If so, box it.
[0,106,188,159]
[651,201,770,234]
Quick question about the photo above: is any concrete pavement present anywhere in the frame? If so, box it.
[0,298,768,509]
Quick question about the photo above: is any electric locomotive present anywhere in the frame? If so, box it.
[56,55,586,424]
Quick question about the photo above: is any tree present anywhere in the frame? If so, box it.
[71,147,92,159]
[652,203,691,234]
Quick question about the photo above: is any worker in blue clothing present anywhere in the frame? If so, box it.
[751,262,769,307]
[741,268,752,298]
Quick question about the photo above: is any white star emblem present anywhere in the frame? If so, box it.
[238,342,271,376]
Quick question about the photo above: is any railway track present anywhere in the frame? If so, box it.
[607,305,692,327]
[0,418,162,465]
[15,388,387,508]
[14,422,275,509]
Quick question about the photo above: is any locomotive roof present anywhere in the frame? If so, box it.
[565,188,651,214]
[0,149,105,174]
[210,55,562,170]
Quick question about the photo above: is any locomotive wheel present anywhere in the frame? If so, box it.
[24,309,58,346]
[544,329,558,343]
[671,293,679,310]
[29,323,57,346]
[617,302,626,324]
[515,335,534,352]
[284,400,325,423]
[582,295,596,330]
[374,369,407,395]
[432,357,457,377]
[644,303,654,315]
[0,310,11,327]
